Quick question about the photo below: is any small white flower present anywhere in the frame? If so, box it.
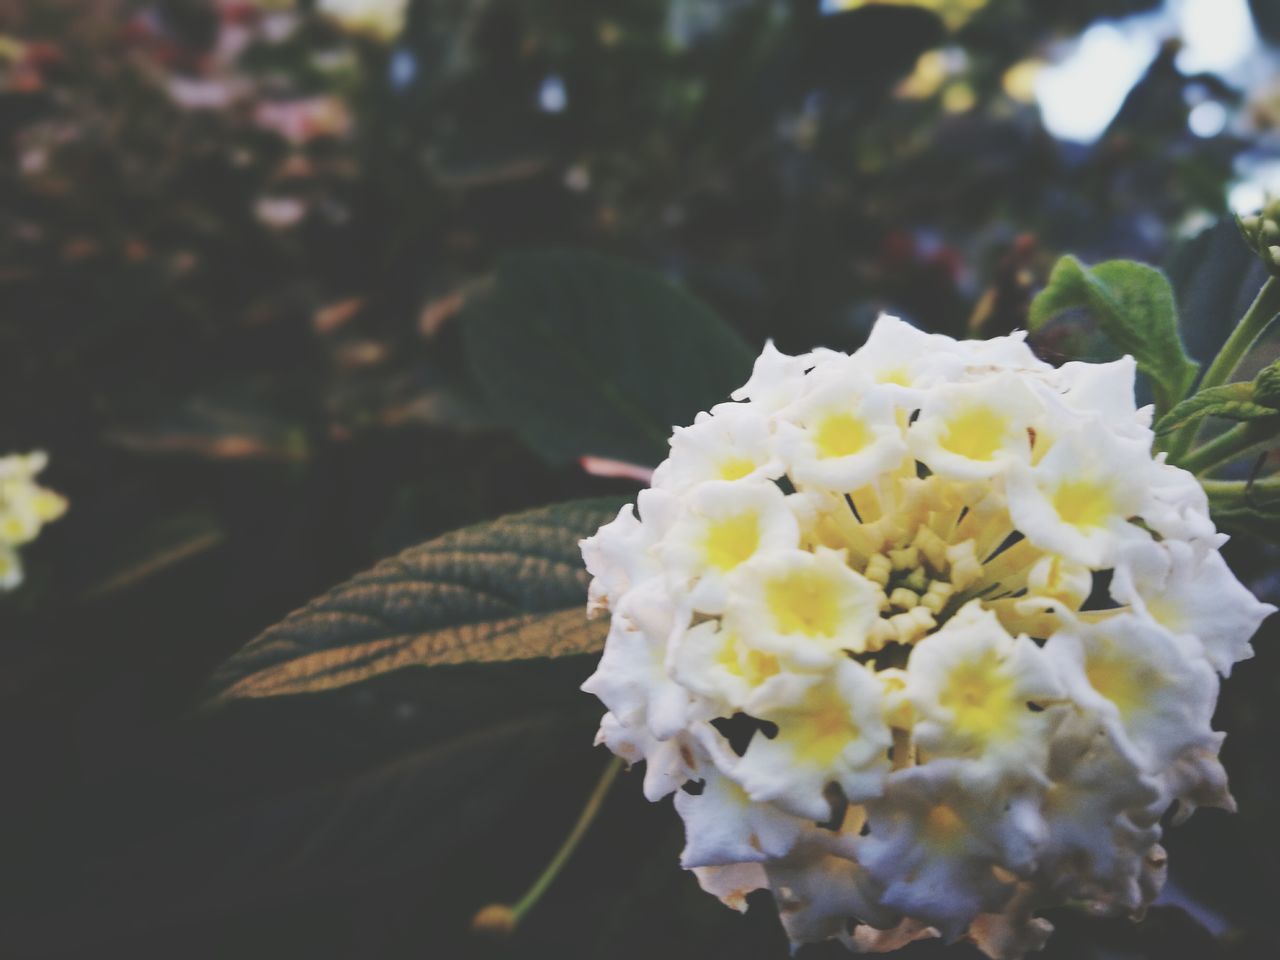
[908,374,1044,480]
[668,619,795,718]
[731,659,892,819]
[1044,613,1219,773]
[594,712,700,802]
[1111,538,1275,677]
[1143,458,1225,546]
[651,403,782,492]
[729,340,815,412]
[773,378,908,492]
[579,317,1271,957]
[674,737,807,867]
[903,602,1063,778]
[950,328,1048,375]
[859,761,1046,940]
[580,489,676,616]
[842,313,955,388]
[659,479,799,611]
[580,578,691,740]
[1037,717,1164,911]
[1004,425,1150,567]
[1045,356,1154,439]
[764,839,898,944]
[722,548,882,666]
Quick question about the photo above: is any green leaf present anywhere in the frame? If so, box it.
[1029,256,1199,415]
[205,497,625,704]
[1154,382,1279,435]
[1164,217,1267,370]
[462,250,756,466]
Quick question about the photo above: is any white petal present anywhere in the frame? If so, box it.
[1111,538,1275,676]
[691,862,767,913]
[1043,613,1219,773]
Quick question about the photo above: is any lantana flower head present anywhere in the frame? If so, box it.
[0,451,67,591]
[580,316,1274,957]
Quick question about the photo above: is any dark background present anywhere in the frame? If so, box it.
[2,1,1280,957]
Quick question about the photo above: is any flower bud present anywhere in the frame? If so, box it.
[1253,360,1280,409]
[1238,200,1280,274]
[470,904,518,939]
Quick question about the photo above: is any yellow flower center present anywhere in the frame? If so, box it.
[937,649,1018,742]
[703,512,761,571]
[1052,479,1114,529]
[717,636,781,686]
[766,569,842,637]
[878,366,911,386]
[923,803,967,850]
[815,413,872,459]
[792,694,860,765]
[0,515,27,543]
[940,407,1009,461]
[1085,652,1159,718]
[717,456,758,481]
[741,648,781,685]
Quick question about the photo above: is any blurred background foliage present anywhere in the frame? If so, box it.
[3,0,1280,957]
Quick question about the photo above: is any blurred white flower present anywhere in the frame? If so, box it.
[253,195,307,229]
[316,0,408,42]
[579,316,1274,957]
[166,76,247,111]
[0,451,67,591]
[253,97,351,145]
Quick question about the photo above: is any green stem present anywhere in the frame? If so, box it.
[1200,276,1280,392]
[509,755,622,923]
[1202,477,1280,496]
[471,755,624,939]
[1179,421,1275,475]
[1168,277,1280,462]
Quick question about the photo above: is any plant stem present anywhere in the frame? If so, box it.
[1167,277,1280,462]
[1200,276,1280,393]
[1201,477,1280,498]
[1179,420,1276,475]
[509,755,623,923]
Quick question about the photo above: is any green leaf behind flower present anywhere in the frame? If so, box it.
[204,497,625,704]
[1029,256,1199,416]
[462,250,756,467]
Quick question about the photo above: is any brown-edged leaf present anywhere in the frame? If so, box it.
[205,497,625,704]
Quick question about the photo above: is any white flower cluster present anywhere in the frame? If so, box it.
[579,317,1275,958]
[0,452,67,591]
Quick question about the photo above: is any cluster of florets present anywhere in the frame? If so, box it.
[579,317,1274,958]
[1238,198,1280,273]
[0,452,67,591]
